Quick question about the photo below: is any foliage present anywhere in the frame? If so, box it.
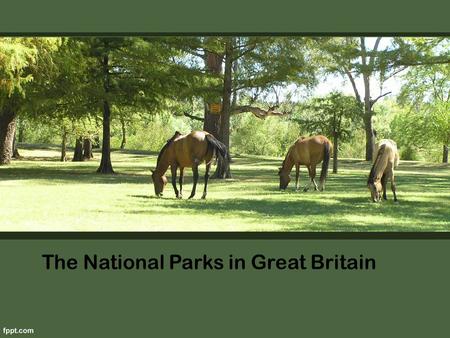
[294,92,361,140]
[395,63,450,161]
[230,114,301,157]
[0,38,61,103]
[110,111,201,151]
[5,36,449,165]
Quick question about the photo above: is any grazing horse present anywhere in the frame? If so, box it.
[367,139,400,202]
[151,131,228,199]
[278,135,332,192]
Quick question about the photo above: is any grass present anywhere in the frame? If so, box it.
[0,145,449,231]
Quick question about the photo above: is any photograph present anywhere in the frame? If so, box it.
[0,36,448,231]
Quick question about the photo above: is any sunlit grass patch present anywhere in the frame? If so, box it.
[0,146,449,231]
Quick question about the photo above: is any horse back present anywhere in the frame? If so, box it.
[374,139,398,167]
[292,135,331,165]
[173,131,211,167]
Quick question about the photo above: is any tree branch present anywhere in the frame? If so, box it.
[383,65,409,81]
[370,91,392,107]
[344,68,361,103]
[394,58,450,67]
[369,37,382,68]
[232,44,257,61]
[230,105,288,119]
[183,112,204,122]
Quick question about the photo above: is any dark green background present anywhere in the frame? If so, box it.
[1,240,449,337]
[1,1,449,337]
[0,0,449,33]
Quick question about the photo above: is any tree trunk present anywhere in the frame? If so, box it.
[12,129,21,159]
[443,144,449,163]
[203,49,222,138]
[213,39,233,179]
[61,130,67,162]
[364,114,375,162]
[333,134,338,174]
[120,116,126,150]
[360,38,375,162]
[0,111,16,165]
[83,138,93,160]
[97,100,114,173]
[97,52,114,174]
[72,136,84,162]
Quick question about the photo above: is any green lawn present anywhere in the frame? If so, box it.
[0,145,449,231]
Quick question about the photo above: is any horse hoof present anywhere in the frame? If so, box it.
[303,188,308,192]
[177,195,182,199]
[201,195,206,199]
[188,195,195,199]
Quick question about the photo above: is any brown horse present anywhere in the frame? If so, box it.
[278,135,332,192]
[367,139,400,202]
[151,131,228,199]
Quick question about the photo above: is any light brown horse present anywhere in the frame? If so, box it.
[278,135,332,192]
[367,139,400,202]
[151,131,228,199]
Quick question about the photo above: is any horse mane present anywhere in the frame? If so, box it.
[279,146,294,174]
[367,144,387,185]
[157,131,181,165]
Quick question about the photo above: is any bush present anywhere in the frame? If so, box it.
[231,114,301,157]
[110,112,202,151]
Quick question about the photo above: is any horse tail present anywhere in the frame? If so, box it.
[205,134,230,164]
[319,141,330,190]
[394,149,400,168]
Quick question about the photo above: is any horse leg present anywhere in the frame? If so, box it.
[178,167,184,198]
[390,170,398,202]
[188,163,200,199]
[201,162,212,199]
[310,166,319,191]
[381,173,388,200]
[303,166,313,192]
[170,164,180,198]
[295,164,300,191]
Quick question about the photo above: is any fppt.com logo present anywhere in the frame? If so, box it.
[2,327,35,335]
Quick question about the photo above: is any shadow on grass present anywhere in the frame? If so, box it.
[125,196,450,231]
[0,166,151,185]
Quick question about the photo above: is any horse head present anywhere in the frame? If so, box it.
[151,169,168,197]
[368,181,382,202]
[278,167,290,190]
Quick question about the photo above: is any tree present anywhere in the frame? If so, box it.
[398,62,450,163]
[79,37,208,174]
[23,38,96,163]
[296,92,361,173]
[0,37,60,165]
[430,102,450,163]
[182,37,318,178]
[317,37,397,161]
[81,38,126,173]
[320,37,450,161]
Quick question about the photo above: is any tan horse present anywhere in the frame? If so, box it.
[151,131,228,199]
[367,139,400,202]
[278,135,332,192]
